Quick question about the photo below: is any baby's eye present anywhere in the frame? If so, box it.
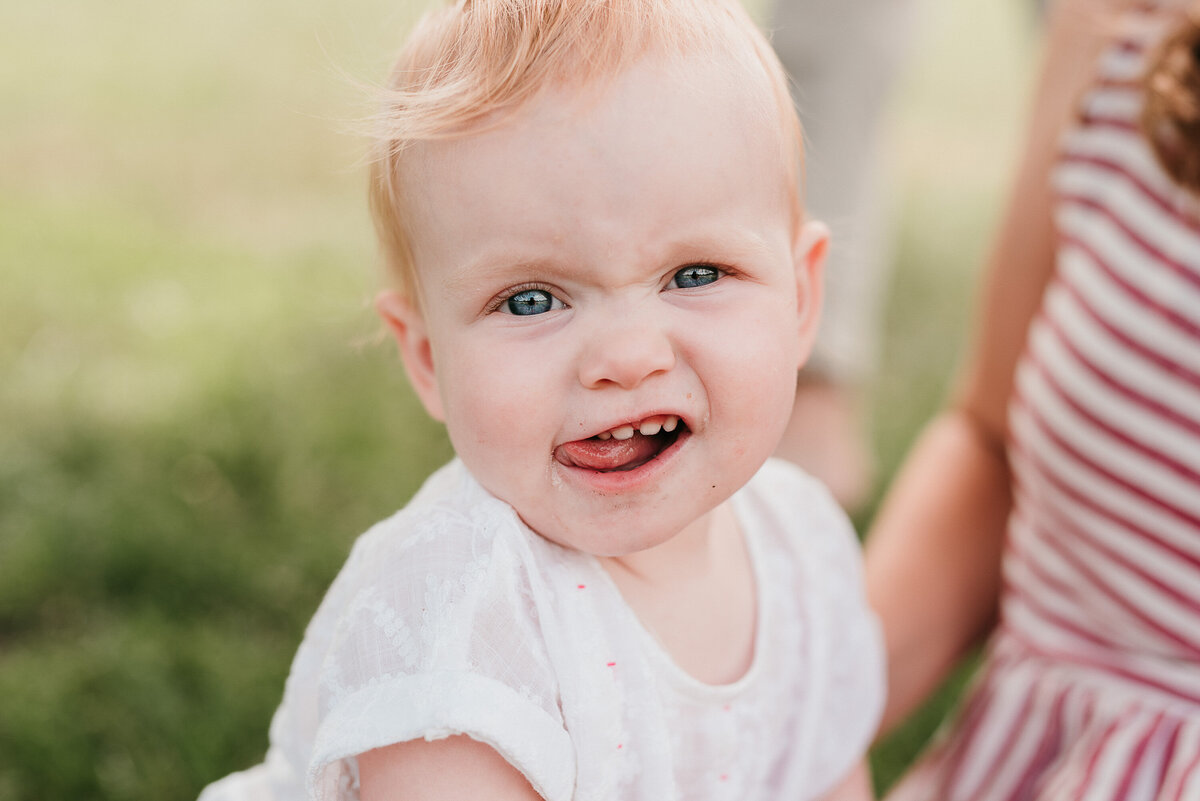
[668,264,722,289]
[500,287,564,316]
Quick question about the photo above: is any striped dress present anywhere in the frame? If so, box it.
[888,4,1200,800]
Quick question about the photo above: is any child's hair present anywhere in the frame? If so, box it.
[1141,2,1200,193]
[368,0,803,300]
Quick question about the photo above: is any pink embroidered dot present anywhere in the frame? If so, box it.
[606,661,616,667]
[722,704,731,712]
[577,584,586,589]
[617,744,623,750]
[719,774,729,782]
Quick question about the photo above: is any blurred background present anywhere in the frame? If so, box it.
[0,0,1035,797]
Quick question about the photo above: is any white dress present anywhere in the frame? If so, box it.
[199,458,884,801]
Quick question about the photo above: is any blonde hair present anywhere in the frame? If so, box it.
[368,0,803,298]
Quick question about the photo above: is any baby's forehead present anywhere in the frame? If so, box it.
[397,49,798,301]
[402,47,785,191]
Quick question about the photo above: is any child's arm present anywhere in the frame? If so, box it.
[864,0,1123,733]
[815,761,873,801]
[358,736,545,801]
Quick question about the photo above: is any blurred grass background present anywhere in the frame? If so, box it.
[0,0,1035,797]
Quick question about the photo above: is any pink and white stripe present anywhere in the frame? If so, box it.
[887,4,1200,799]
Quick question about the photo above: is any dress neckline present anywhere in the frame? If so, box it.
[583,489,770,700]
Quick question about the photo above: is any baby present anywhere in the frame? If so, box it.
[200,1,883,799]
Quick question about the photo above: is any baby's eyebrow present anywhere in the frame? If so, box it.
[440,256,563,295]
[658,230,780,267]
[438,228,783,295]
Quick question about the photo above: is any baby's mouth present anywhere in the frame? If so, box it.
[554,415,685,473]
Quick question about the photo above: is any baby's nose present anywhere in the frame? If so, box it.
[577,315,676,390]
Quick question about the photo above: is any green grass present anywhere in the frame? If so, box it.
[2,0,1033,797]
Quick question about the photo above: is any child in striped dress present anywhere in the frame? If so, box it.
[867,0,1200,798]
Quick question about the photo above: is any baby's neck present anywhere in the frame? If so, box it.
[597,502,758,685]
[598,503,730,583]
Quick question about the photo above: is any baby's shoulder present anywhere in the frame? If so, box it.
[346,460,535,595]
[744,456,837,502]
[740,458,859,559]
[294,462,541,683]
[317,460,563,692]
[300,464,575,799]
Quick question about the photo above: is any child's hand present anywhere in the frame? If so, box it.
[358,735,546,801]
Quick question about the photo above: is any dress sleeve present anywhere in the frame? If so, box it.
[306,503,575,801]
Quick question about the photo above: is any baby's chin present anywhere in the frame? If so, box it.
[506,485,734,559]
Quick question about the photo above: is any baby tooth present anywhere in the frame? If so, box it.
[597,431,612,440]
[611,425,635,441]
[663,415,679,432]
[639,420,662,436]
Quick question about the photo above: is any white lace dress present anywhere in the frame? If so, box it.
[199,458,884,801]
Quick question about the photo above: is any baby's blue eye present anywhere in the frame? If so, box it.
[671,264,721,289]
[504,288,561,316]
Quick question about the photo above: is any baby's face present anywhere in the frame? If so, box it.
[381,51,824,556]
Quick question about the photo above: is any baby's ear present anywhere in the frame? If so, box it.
[376,289,446,422]
[792,219,828,368]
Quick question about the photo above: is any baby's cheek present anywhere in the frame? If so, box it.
[444,374,531,451]
[724,342,798,431]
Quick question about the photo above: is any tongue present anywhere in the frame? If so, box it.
[555,433,663,471]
